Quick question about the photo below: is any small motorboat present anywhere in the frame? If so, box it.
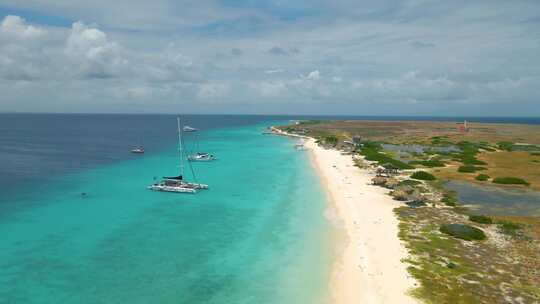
[131,147,145,154]
[188,152,216,162]
[183,126,198,132]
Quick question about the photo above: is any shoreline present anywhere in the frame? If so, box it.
[271,127,418,303]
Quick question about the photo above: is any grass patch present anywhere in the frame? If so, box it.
[411,171,436,181]
[492,177,530,186]
[469,215,493,224]
[440,224,487,241]
[475,174,490,181]
[458,165,486,173]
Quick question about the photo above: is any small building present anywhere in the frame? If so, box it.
[352,135,363,146]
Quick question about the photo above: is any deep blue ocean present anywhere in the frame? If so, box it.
[0,113,538,303]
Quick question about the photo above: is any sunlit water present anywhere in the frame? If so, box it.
[0,116,335,303]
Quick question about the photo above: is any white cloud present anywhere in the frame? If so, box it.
[0,15,46,40]
[1,0,540,116]
[65,21,128,78]
[196,83,230,100]
[264,69,284,74]
[302,70,320,81]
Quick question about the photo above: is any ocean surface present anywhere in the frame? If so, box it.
[0,114,337,304]
[0,114,538,303]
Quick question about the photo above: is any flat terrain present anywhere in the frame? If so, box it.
[291,120,540,145]
[282,120,540,190]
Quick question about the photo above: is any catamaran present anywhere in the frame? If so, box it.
[147,117,209,194]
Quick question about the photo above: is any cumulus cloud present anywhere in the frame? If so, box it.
[302,70,320,81]
[0,15,46,40]
[65,21,128,79]
[1,0,540,116]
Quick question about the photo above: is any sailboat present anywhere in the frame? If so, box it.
[147,117,209,194]
[186,127,216,162]
[131,137,145,153]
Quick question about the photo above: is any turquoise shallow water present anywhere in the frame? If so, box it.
[0,123,335,303]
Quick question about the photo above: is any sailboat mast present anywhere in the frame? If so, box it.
[177,116,184,176]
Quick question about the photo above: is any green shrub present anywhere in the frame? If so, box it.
[410,171,436,181]
[475,174,490,181]
[458,165,486,173]
[531,152,540,156]
[469,215,493,224]
[410,159,446,168]
[492,177,530,186]
[441,195,457,206]
[497,141,514,151]
[461,157,487,166]
[497,221,523,237]
[325,136,338,146]
[440,224,487,241]
[360,144,414,170]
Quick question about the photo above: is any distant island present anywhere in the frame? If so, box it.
[275,119,540,304]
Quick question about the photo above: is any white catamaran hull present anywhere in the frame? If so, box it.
[188,155,216,162]
[147,184,197,193]
[148,117,209,194]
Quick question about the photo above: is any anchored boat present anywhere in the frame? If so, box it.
[185,126,217,162]
[148,117,209,194]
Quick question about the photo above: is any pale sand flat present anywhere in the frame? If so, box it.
[305,138,419,304]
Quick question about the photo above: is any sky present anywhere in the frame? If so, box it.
[0,0,539,116]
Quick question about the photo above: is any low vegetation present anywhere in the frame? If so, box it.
[324,135,338,146]
[497,220,524,238]
[492,177,530,186]
[410,159,446,167]
[398,179,422,186]
[440,223,487,241]
[441,195,457,206]
[475,174,490,181]
[497,141,514,151]
[469,215,493,224]
[359,141,414,170]
[458,165,486,173]
[397,207,540,303]
[410,171,436,181]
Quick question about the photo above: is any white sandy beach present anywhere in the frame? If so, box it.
[270,127,418,303]
[304,138,419,304]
